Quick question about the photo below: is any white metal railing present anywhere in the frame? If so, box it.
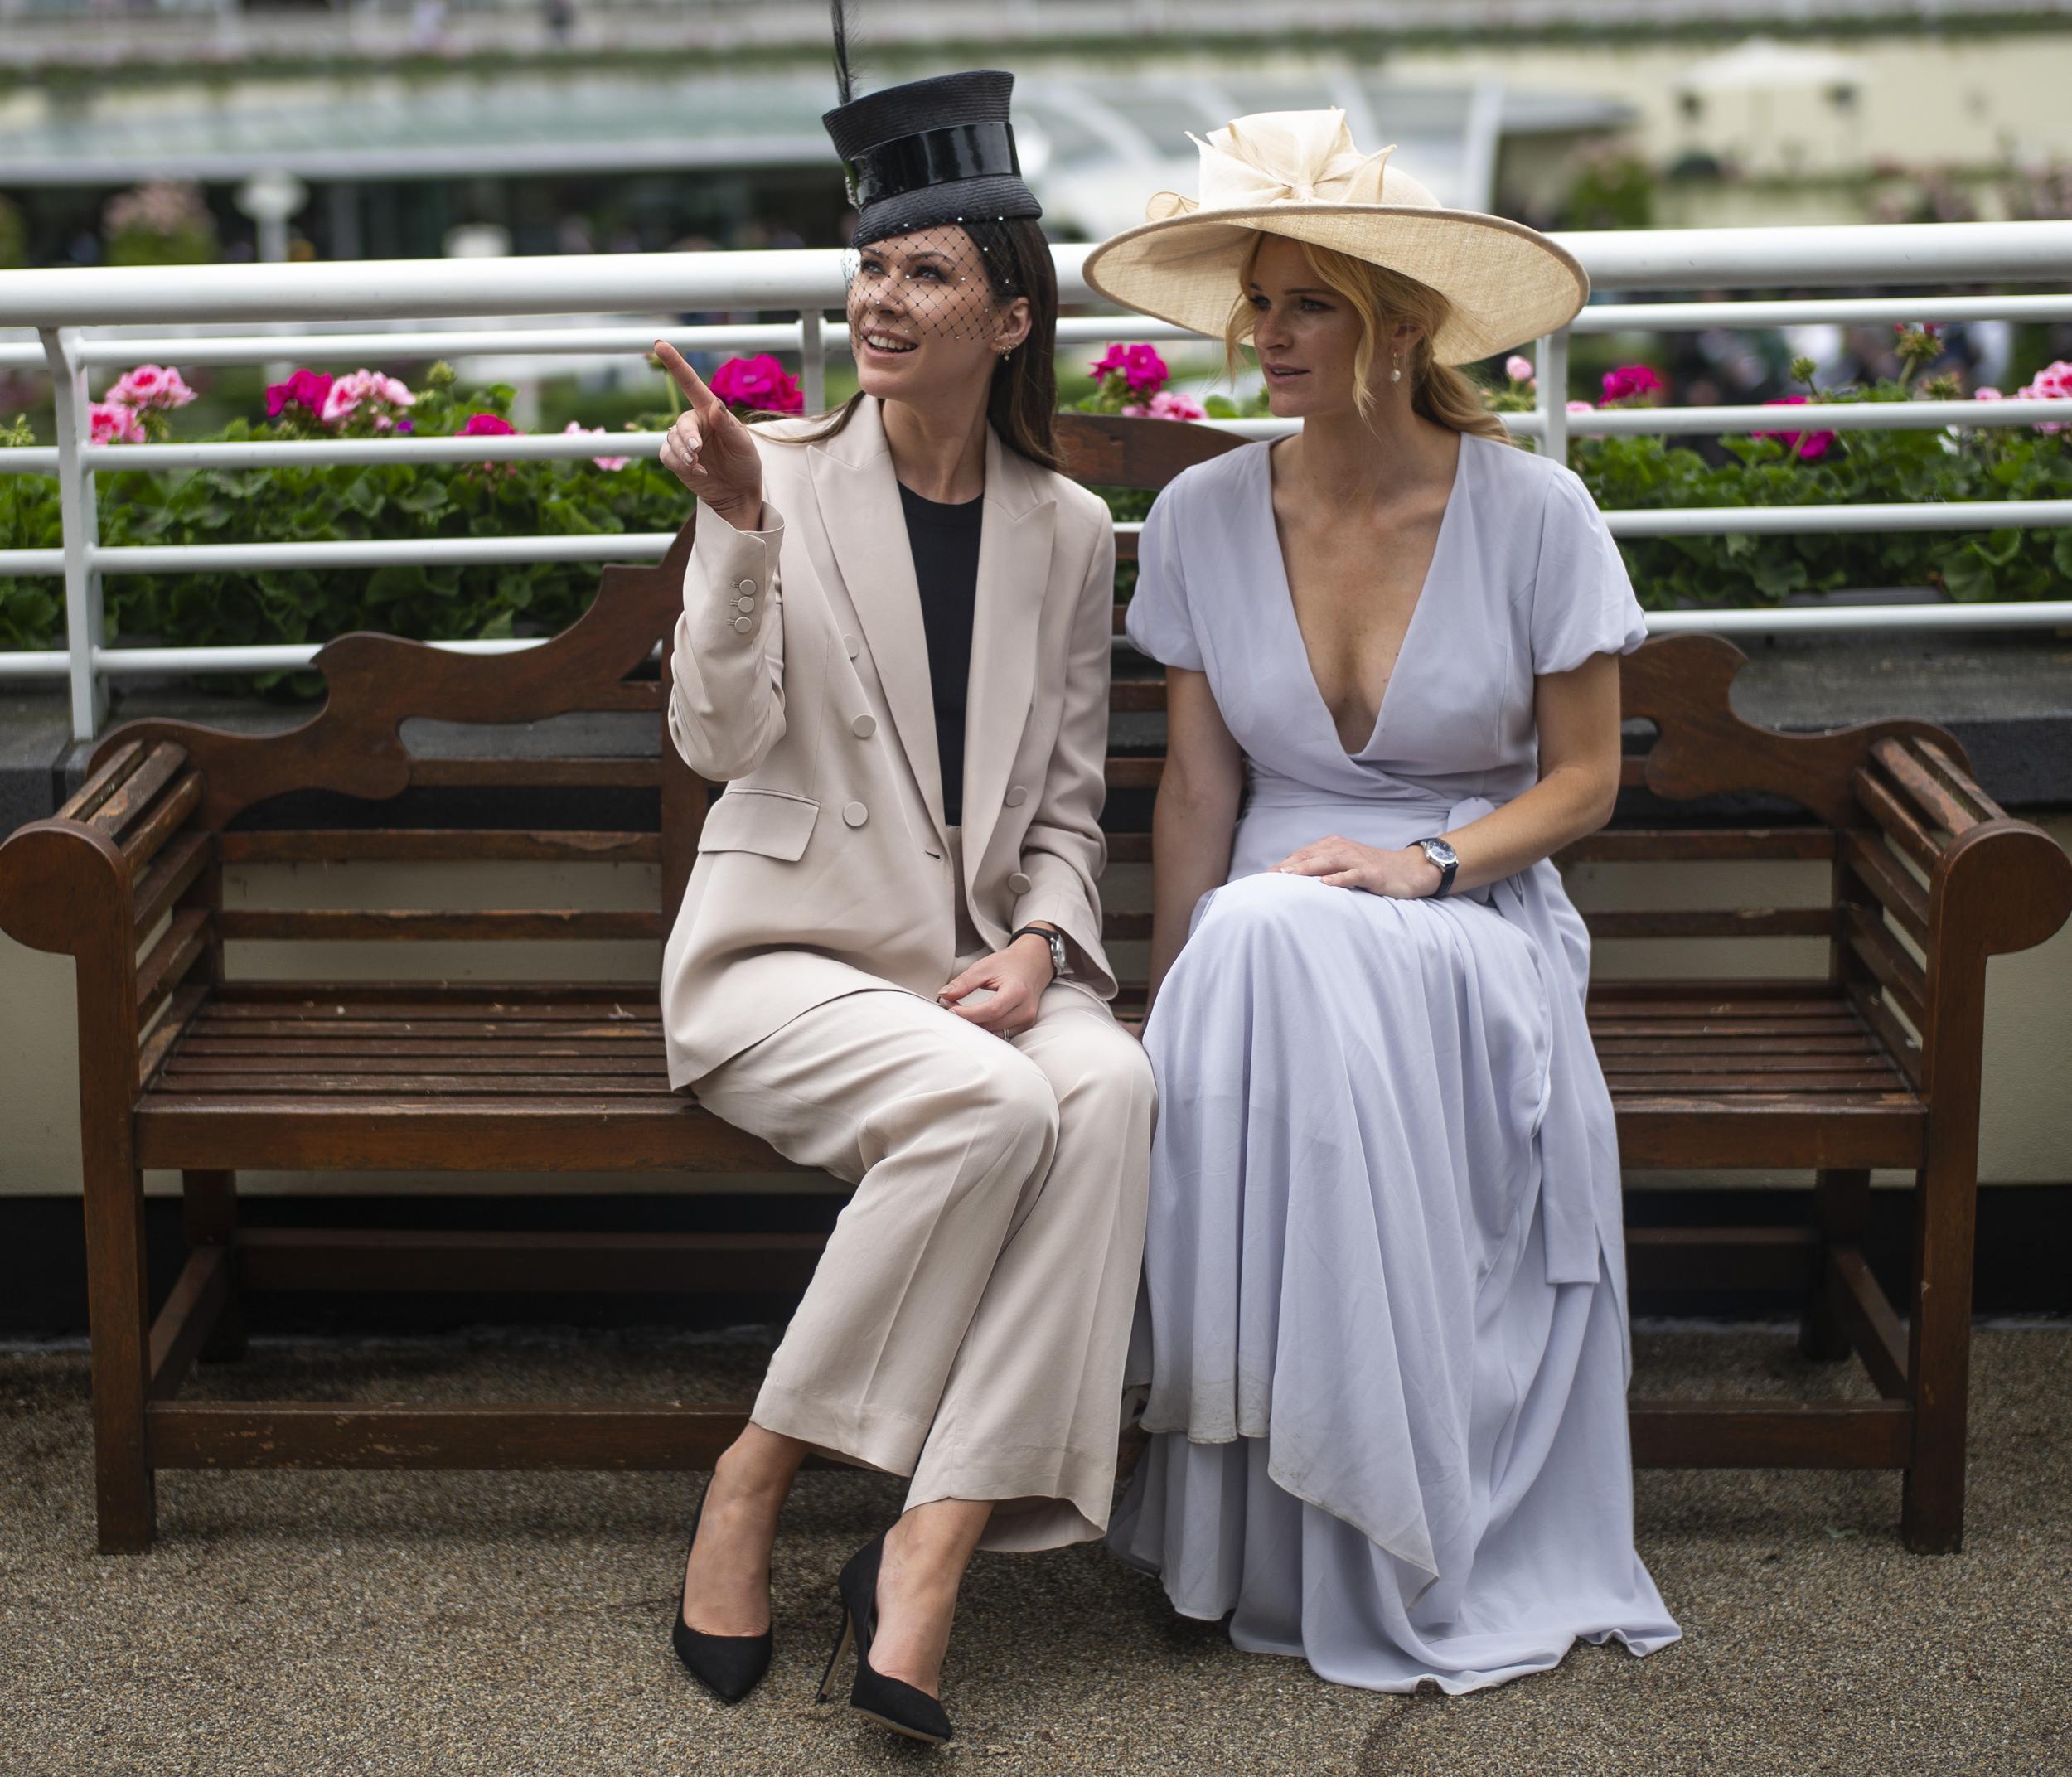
[2,220,2072,739]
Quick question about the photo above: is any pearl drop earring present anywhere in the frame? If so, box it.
[1390,351,1402,385]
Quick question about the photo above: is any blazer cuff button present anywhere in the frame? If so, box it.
[1007,871,1033,895]
[736,579,756,594]
[731,615,754,634]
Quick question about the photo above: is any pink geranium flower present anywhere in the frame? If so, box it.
[1566,399,1595,414]
[87,401,147,445]
[709,354,804,414]
[1753,394,1838,462]
[2013,360,2072,432]
[1600,364,1663,404]
[1973,385,2003,400]
[564,420,630,471]
[1091,342,1169,396]
[321,369,415,428]
[459,412,517,436]
[1504,353,1536,387]
[105,364,196,411]
[265,368,334,420]
[1147,389,1205,422]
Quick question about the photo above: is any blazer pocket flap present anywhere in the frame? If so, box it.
[696,789,819,861]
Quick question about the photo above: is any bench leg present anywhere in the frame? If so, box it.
[182,1169,248,1363]
[82,1151,156,1553]
[1902,1160,1974,1555]
[1798,1168,1871,1362]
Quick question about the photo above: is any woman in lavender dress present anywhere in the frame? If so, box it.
[1082,110,1680,1692]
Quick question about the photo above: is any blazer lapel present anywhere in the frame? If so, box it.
[806,399,946,842]
[961,425,1058,888]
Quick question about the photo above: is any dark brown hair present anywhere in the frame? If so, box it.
[772,216,1062,471]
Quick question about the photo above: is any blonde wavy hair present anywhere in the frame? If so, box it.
[1224,234,1512,444]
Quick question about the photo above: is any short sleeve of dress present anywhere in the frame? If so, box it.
[1122,482,1205,673]
[1530,464,1648,677]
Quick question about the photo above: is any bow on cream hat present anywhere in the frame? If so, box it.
[1082,108,1588,366]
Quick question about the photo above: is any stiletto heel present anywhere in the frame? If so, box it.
[670,1475,773,1705]
[820,1528,955,1746]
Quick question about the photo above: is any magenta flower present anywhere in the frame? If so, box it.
[709,353,804,414]
[458,413,517,437]
[106,364,196,411]
[1600,364,1663,404]
[564,420,630,471]
[87,401,147,445]
[265,368,335,420]
[1091,341,1169,396]
[1752,395,1837,462]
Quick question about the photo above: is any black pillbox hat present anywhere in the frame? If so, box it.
[823,70,1043,247]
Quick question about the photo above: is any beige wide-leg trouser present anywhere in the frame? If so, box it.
[690,833,1154,1552]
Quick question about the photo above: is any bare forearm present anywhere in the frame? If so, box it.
[1445,762,1617,893]
[1147,778,1238,1010]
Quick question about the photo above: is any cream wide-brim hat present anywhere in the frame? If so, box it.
[1081,108,1588,366]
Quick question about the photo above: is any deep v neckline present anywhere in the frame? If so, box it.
[1261,430,1469,762]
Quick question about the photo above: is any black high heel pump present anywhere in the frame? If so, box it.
[670,1478,772,1705]
[815,1528,955,1746]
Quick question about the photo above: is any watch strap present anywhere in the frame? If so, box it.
[1415,837,1458,900]
[1010,923,1069,980]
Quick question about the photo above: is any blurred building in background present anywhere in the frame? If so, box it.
[2,1,2070,273]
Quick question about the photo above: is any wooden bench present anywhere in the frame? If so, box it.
[2,413,2066,1558]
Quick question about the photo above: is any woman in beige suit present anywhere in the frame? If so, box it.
[654,69,1153,1747]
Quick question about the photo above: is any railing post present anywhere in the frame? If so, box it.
[39,325,106,742]
[1536,326,1571,465]
[799,310,827,414]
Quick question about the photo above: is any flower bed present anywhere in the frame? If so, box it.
[2,333,2067,690]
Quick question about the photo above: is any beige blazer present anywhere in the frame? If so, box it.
[659,395,1120,1087]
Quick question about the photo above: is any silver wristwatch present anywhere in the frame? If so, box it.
[1413,835,1459,899]
[1011,923,1071,981]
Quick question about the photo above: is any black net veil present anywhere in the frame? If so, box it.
[840,218,1028,356]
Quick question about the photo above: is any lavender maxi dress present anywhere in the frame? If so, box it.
[1106,433,1681,1692]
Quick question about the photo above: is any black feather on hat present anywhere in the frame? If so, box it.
[821,9,1041,248]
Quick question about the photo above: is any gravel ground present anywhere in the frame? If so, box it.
[2,1325,2067,1777]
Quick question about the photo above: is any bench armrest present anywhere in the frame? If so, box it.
[0,739,217,1101]
[1847,734,2072,1104]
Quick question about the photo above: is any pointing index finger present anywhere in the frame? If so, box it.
[653,341,716,409]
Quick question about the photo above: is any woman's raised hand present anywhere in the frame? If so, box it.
[654,341,764,528]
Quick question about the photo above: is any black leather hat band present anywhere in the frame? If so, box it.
[846,121,1021,210]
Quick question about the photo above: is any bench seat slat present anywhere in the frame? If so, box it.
[215,909,666,942]
[167,1053,670,1077]
[134,1095,806,1173]
[157,1072,686,1097]
[199,993,661,1021]
[219,830,662,864]
[409,758,662,788]
[1585,908,1834,940]
[211,981,665,1005]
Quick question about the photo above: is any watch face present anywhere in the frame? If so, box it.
[1426,839,1457,867]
